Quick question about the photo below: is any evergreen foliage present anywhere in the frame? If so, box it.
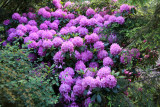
[0,44,59,106]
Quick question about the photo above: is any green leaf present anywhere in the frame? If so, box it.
[111,70,115,75]
[115,72,120,76]
[48,70,50,74]
[116,85,120,89]
[88,103,92,107]
[83,90,88,96]
[112,88,118,93]
[118,76,126,79]
[93,48,97,52]
[91,94,96,102]
[50,64,55,69]
[97,94,102,103]
[105,88,110,92]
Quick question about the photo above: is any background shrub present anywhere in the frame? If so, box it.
[0,44,59,106]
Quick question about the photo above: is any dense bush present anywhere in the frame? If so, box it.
[126,2,160,69]
[127,82,160,106]
[0,44,59,106]
[113,0,160,69]
[0,0,159,106]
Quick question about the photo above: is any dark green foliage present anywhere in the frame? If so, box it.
[126,3,160,51]
[0,0,52,22]
[0,44,32,106]
[125,1,160,69]
[89,74,160,107]
[119,0,153,5]
[89,0,110,9]
[0,44,59,106]
[127,73,160,107]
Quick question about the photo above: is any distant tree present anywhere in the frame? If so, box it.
[0,0,51,22]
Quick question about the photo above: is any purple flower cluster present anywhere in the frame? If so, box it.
[42,39,53,48]
[94,41,104,51]
[64,1,74,8]
[53,51,64,64]
[75,50,81,60]
[86,8,95,16]
[75,60,86,71]
[83,69,96,77]
[3,19,10,25]
[72,37,83,47]
[59,65,117,105]
[97,66,111,79]
[38,7,51,18]
[120,49,140,64]
[61,41,74,53]
[85,33,99,44]
[130,48,140,58]
[120,4,131,12]
[12,13,21,20]
[81,50,93,62]
[89,62,99,68]
[97,50,108,60]
[38,46,46,56]
[53,0,62,9]
[103,57,114,66]
[59,83,71,94]
[52,37,63,47]
[19,17,28,24]
[108,34,117,44]
[110,43,122,56]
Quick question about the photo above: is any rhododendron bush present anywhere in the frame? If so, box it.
[0,0,142,106]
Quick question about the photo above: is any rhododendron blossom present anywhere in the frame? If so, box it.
[110,43,122,56]
[61,41,74,53]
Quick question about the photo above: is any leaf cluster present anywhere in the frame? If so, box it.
[0,44,59,106]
